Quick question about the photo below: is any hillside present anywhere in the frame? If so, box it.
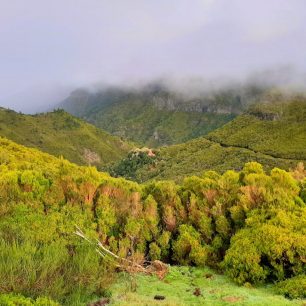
[0,107,131,168]
[207,97,306,160]
[0,137,305,305]
[59,83,266,146]
[112,97,306,182]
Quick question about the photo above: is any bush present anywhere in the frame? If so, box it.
[0,294,59,306]
[222,231,267,285]
[1,137,306,301]
[276,275,306,299]
[172,225,208,266]
[149,242,161,261]
[222,213,306,285]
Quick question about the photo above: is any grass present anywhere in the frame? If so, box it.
[109,266,305,306]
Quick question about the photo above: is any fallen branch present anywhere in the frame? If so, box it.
[75,226,168,279]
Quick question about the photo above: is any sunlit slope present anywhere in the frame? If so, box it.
[207,99,306,160]
[0,108,131,168]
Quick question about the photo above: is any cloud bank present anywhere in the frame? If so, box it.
[0,0,305,112]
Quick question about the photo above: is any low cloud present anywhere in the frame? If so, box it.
[0,0,305,112]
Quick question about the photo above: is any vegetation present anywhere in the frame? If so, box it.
[0,108,131,168]
[113,98,306,182]
[86,102,235,147]
[276,275,306,299]
[208,98,306,160]
[59,86,249,146]
[0,294,59,306]
[110,148,158,181]
[0,137,305,304]
[110,266,304,305]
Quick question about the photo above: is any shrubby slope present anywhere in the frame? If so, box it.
[0,137,305,304]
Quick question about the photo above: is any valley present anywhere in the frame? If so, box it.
[59,83,265,147]
[2,2,306,305]
[0,86,305,306]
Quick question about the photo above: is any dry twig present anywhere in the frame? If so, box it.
[75,226,168,279]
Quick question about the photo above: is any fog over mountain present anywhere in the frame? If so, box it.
[1,0,306,113]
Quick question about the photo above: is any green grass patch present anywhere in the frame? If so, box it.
[109,266,305,306]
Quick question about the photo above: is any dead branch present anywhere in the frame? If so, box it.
[75,225,168,279]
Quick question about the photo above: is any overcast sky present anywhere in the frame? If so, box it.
[0,0,306,112]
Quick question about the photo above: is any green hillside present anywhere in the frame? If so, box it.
[87,100,235,147]
[111,98,306,182]
[207,98,306,160]
[0,137,305,305]
[60,84,265,146]
[0,107,131,168]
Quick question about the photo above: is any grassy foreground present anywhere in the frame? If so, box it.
[109,267,305,306]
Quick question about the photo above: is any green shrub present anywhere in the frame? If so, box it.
[0,238,114,305]
[0,294,59,306]
[149,242,161,261]
[276,275,306,299]
[172,225,208,266]
[157,231,171,260]
[222,213,306,285]
[0,137,306,302]
[222,231,267,285]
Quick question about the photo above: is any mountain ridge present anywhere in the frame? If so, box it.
[59,82,268,146]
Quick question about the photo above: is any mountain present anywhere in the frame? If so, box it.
[0,107,131,168]
[111,95,306,182]
[59,82,266,147]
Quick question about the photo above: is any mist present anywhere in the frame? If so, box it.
[1,0,306,113]
[74,66,306,101]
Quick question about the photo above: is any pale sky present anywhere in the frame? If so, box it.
[0,0,306,112]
